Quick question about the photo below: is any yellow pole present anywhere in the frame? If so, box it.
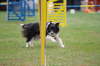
[39,0,47,66]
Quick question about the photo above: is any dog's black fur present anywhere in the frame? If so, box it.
[21,22,59,43]
[22,23,40,42]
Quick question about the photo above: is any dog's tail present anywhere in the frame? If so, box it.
[20,24,24,26]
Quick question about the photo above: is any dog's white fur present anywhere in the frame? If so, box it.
[46,34,64,48]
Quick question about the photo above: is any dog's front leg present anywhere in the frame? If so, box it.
[46,35,57,42]
[55,34,64,48]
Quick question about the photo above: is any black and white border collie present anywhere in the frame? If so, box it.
[20,22,64,48]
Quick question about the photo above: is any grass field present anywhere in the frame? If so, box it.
[0,11,100,66]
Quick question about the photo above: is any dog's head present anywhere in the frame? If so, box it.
[46,22,59,37]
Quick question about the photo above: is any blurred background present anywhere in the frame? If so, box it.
[0,0,100,66]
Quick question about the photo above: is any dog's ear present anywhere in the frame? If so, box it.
[49,21,53,24]
[56,23,59,26]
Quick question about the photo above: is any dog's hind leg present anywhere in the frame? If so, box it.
[26,37,33,48]
[29,38,34,47]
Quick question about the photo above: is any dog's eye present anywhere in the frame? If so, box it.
[47,30,50,32]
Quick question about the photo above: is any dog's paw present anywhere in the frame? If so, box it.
[26,45,29,48]
[61,45,65,48]
[26,43,29,48]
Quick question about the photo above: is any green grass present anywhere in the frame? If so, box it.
[0,11,100,66]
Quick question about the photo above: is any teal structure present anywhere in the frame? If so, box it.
[7,0,35,21]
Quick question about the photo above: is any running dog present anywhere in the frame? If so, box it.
[20,22,64,48]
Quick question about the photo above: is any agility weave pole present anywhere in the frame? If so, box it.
[39,0,47,66]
